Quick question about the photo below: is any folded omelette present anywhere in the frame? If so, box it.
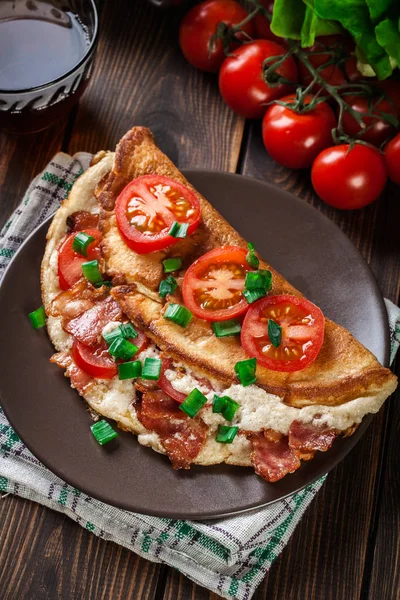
[41,127,397,483]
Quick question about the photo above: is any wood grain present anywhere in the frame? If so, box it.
[67,0,244,172]
[0,494,162,600]
[0,124,66,230]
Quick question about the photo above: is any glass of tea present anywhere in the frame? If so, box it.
[0,0,98,134]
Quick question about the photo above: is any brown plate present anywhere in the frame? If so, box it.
[0,170,390,519]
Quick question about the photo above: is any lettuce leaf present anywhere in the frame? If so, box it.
[270,0,400,79]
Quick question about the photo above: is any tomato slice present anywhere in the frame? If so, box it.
[241,295,325,372]
[158,358,187,403]
[58,228,101,291]
[115,175,201,254]
[182,246,253,321]
[72,339,117,379]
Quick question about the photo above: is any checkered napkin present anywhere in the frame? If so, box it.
[0,154,399,600]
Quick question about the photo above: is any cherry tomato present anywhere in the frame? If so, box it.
[341,95,396,147]
[115,175,201,254]
[241,295,325,372]
[311,144,387,210]
[182,246,253,321]
[262,94,336,169]
[72,340,117,379]
[384,133,400,185]
[158,358,187,403]
[218,40,298,119]
[179,0,254,72]
[298,35,361,91]
[374,80,400,119]
[253,0,281,44]
[58,228,101,291]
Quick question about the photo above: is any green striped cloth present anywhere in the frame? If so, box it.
[0,154,398,600]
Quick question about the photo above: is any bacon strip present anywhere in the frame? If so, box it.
[66,210,99,233]
[288,420,337,452]
[137,390,207,469]
[64,296,122,346]
[50,280,109,322]
[51,351,93,394]
[248,431,301,482]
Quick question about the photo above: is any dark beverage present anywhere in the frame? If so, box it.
[0,0,98,134]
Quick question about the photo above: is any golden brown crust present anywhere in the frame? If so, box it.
[99,127,397,408]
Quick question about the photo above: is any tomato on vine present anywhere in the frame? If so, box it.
[262,94,337,169]
[384,133,400,185]
[179,0,254,72]
[341,94,397,147]
[218,40,298,119]
[252,0,282,44]
[311,144,387,210]
[298,35,361,91]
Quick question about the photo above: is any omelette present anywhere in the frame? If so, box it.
[41,127,397,482]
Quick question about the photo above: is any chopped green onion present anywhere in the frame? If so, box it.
[164,303,192,327]
[159,275,178,299]
[169,222,189,238]
[103,322,138,346]
[94,280,113,289]
[216,425,238,444]
[142,357,162,380]
[243,289,267,304]
[108,338,138,360]
[212,395,240,421]
[212,319,241,338]
[235,358,257,387]
[222,398,240,421]
[29,306,46,329]
[246,242,259,270]
[268,319,282,348]
[82,259,103,285]
[118,360,142,380]
[91,420,118,445]
[180,388,208,418]
[163,257,182,273]
[121,323,138,339]
[72,232,95,257]
[212,394,226,413]
[245,270,272,292]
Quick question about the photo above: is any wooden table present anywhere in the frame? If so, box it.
[0,2,399,599]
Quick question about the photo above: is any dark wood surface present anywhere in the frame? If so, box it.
[0,2,399,599]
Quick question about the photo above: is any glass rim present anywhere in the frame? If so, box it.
[0,0,99,95]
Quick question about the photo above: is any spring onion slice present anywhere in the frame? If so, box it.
[29,306,46,329]
[245,269,272,292]
[268,318,282,348]
[91,420,118,445]
[164,303,192,327]
[222,398,240,421]
[216,425,238,444]
[118,360,142,380]
[246,242,260,270]
[212,394,226,414]
[142,357,162,380]
[180,388,208,418]
[235,358,257,387]
[212,395,239,420]
[243,289,267,304]
[159,275,178,299]
[82,260,103,285]
[103,323,138,346]
[72,232,95,257]
[94,280,113,289]
[163,257,182,273]
[169,222,189,238]
[212,319,241,338]
[108,338,138,360]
